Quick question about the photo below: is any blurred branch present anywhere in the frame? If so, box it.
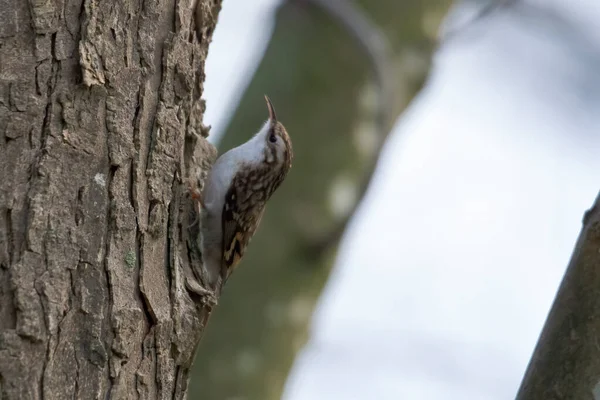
[190,1,452,398]
[297,0,396,256]
[440,0,517,44]
[516,191,600,399]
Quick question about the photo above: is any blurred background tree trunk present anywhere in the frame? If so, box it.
[0,0,220,398]
[516,193,600,399]
[190,1,453,399]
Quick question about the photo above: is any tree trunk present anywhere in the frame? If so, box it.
[0,0,220,398]
[516,193,600,399]
[190,1,452,399]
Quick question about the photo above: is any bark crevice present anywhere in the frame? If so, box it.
[0,0,222,398]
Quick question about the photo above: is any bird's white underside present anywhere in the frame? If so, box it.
[203,120,271,211]
[199,120,271,283]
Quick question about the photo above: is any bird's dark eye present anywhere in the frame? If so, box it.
[269,133,277,143]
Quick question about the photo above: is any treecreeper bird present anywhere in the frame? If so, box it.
[188,96,293,305]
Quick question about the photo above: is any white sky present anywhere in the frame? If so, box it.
[203,1,600,399]
[202,0,279,142]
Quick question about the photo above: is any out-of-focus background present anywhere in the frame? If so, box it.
[190,1,600,399]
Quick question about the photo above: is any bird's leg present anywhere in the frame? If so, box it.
[185,276,218,308]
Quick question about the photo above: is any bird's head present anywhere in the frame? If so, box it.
[259,95,293,175]
[233,96,293,202]
[237,95,293,200]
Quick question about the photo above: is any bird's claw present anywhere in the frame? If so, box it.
[185,276,218,308]
[188,179,205,209]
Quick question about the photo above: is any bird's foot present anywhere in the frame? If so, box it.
[187,179,204,229]
[188,179,205,209]
[185,276,218,308]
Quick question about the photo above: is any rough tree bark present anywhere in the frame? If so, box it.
[0,0,220,398]
[516,192,600,399]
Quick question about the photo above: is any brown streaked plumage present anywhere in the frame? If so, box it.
[220,97,293,283]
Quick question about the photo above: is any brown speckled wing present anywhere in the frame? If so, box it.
[221,183,264,283]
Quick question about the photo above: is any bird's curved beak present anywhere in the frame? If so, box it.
[264,95,277,124]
